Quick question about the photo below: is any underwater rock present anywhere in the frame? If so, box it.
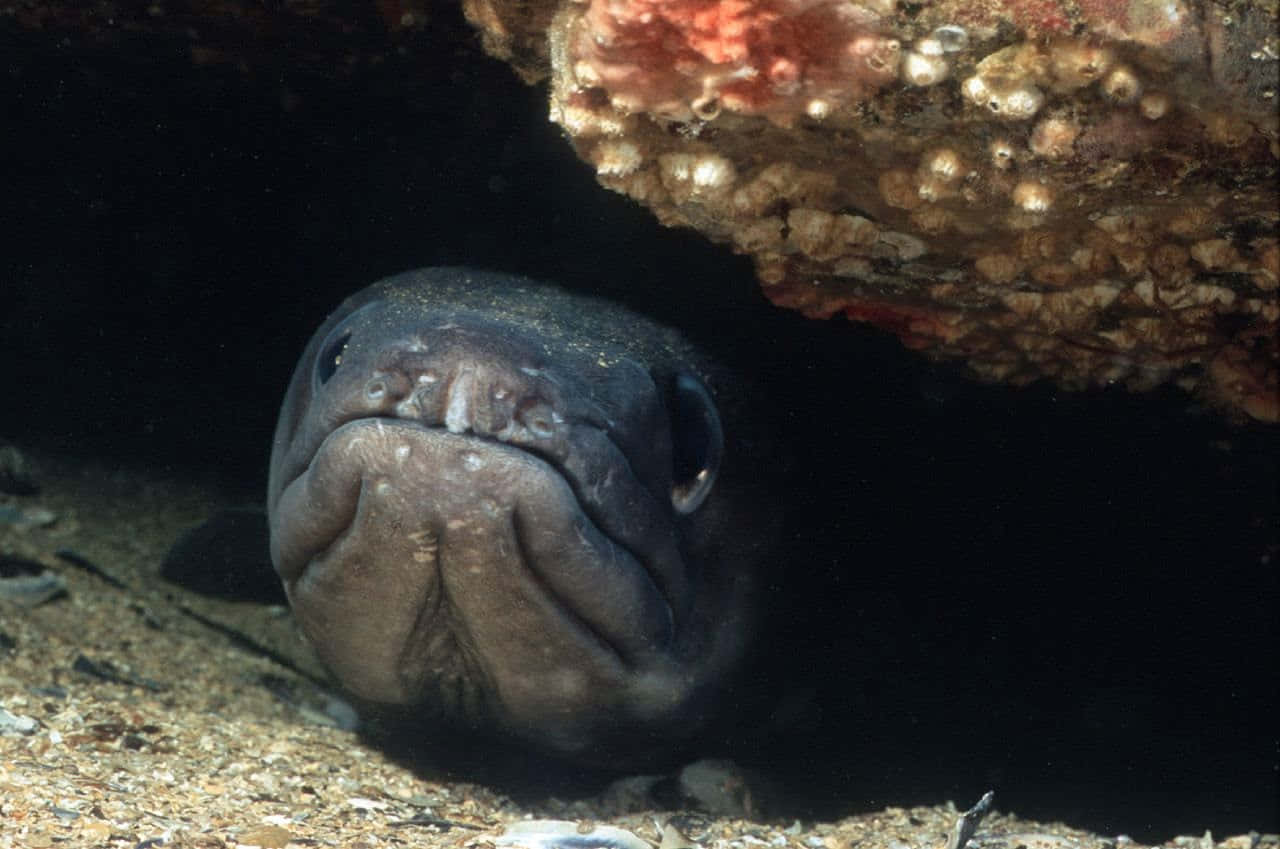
[464,0,1280,420]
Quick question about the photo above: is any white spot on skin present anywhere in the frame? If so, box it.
[462,452,485,471]
[375,479,393,496]
[395,444,412,462]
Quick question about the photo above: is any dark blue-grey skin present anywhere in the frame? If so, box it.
[267,268,773,763]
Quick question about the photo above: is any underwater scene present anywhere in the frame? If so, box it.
[0,2,1276,847]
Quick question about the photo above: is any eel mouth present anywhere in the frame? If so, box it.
[270,416,677,700]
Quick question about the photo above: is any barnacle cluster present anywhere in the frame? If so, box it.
[466,0,1280,419]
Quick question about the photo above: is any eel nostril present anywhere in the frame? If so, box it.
[518,401,558,438]
[366,372,415,407]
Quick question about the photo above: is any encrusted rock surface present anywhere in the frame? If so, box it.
[464,0,1280,420]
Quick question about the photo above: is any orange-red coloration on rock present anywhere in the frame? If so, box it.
[569,0,901,122]
[769,287,969,349]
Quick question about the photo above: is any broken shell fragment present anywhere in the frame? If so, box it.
[496,822,652,849]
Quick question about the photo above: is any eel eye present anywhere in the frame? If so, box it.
[316,331,351,385]
[669,372,723,515]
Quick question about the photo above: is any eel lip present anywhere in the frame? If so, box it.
[272,416,675,670]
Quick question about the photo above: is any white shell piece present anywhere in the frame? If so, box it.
[497,820,654,849]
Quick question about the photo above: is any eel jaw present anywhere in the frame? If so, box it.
[271,417,687,751]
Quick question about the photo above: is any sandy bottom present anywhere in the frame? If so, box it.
[0,448,1266,849]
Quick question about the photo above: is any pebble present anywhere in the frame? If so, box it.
[236,824,295,848]
[0,705,39,734]
[0,554,67,606]
[0,443,38,495]
[0,504,57,529]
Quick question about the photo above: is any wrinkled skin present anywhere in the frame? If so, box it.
[268,268,771,762]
